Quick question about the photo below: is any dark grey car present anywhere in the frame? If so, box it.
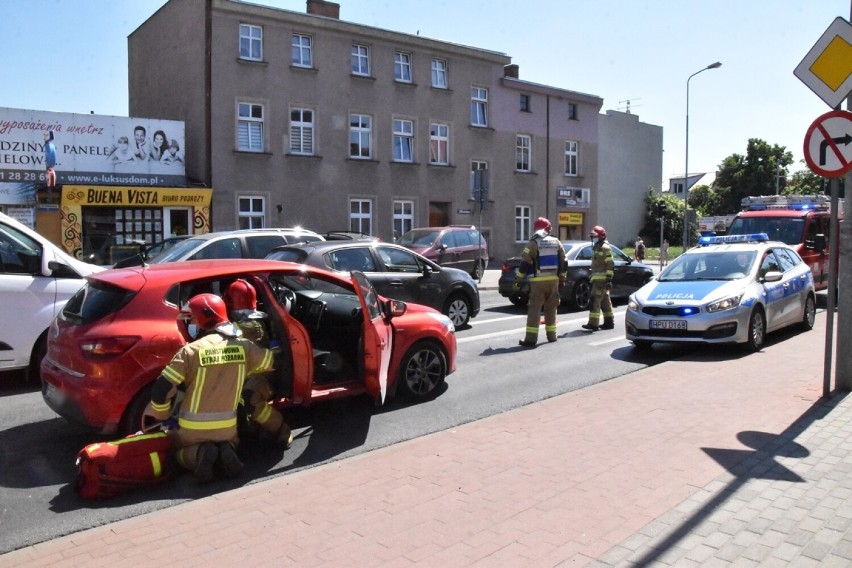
[266,241,480,327]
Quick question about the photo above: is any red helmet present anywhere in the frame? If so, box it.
[533,217,551,234]
[590,225,607,239]
[223,279,257,311]
[183,294,230,331]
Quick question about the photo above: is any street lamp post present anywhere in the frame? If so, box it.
[682,61,722,249]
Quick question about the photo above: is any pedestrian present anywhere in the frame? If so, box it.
[223,279,293,448]
[514,217,566,347]
[634,235,645,262]
[147,293,275,482]
[582,226,615,331]
[660,238,669,267]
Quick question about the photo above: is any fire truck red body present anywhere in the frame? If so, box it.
[727,195,843,291]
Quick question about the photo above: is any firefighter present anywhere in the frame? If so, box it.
[514,217,566,347]
[582,225,615,331]
[148,293,275,483]
[223,279,293,449]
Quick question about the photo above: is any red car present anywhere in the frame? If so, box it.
[41,259,457,435]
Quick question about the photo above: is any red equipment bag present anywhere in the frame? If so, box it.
[75,431,173,500]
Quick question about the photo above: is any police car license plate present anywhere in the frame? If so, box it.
[650,320,686,330]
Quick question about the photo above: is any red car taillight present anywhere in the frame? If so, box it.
[80,336,141,359]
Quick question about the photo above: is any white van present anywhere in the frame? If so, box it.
[0,212,104,379]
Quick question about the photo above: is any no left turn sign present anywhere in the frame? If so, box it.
[803,109,852,178]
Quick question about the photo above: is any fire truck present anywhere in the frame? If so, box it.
[726,195,843,291]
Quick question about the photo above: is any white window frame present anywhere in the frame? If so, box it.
[565,140,578,176]
[515,206,531,242]
[431,58,448,89]
[349,114,372,159]
[429,122,449,165]
[394,51,412,83]
[238,195,266,229]
[239,24,262,61]
[470,160,488,200]
[289,107,314,155]
[471,86,488,127]
[349,199,373,234]
[392,200,414,238]
[516,134,531,172]
[237,102,264,152]
[352,44,370,76]
[393,119,414,162]
[291,33,313,68]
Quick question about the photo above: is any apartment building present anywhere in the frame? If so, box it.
[128,0,606,262]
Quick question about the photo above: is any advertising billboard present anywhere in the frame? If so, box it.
[0,107,186,204]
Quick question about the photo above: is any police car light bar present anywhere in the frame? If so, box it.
[698,233,769,246]
[740,195,829,211]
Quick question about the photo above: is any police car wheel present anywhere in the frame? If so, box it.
[801,294,816,331]
[745,308,766,352]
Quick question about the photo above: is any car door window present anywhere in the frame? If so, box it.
[329,248,376,272]
[575,245,593,261]
[0,224,41,274]
[191,237,241,260]
[759,251,781,276]
[377,246,420,272]
[773,248,798,272]
[246,235,286,258]
[440,231,457,250]
[456,230,472,247]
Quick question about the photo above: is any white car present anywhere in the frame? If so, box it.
[0,211,104,379]
[625,233,816,352]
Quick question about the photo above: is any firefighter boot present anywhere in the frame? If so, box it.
[600,318,615,330]
[278,422,294,449]
[194,442,219,484]
[216,441,244,478]
[581,323,599,331]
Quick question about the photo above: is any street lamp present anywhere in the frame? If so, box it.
[682,61,722,249]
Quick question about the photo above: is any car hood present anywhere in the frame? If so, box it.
[634,279,746,304]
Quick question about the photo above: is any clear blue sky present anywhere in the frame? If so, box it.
[2,0,849,186]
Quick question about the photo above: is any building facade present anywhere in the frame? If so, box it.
[128,0,610,263]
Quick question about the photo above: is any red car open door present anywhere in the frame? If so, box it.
[351,271,393,404]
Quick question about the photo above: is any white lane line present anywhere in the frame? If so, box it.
[589,336,627,346]
[467,314,526,326]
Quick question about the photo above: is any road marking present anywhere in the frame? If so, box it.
[589,336,627,346]
[467,314,525,326]
[457,316,589,344]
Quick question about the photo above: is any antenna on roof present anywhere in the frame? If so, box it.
[618,98,642,113]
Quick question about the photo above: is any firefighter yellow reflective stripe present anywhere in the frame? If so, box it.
[149,452,163,478]
[151,400,171,413]
[109,432,166,445]
[188,366,208,414]
[529,274,559,281]
[545,324,557,333]
[161,365,185,385]
[178,416,238,430]
[525,326,539,334]
[232,365,247,409]
[255,403,273,425]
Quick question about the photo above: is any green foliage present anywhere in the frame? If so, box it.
[711,138,793,214]
[784,161,828,196]
[640,190,686,246]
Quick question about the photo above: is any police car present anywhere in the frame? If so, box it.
[625,233,816,351]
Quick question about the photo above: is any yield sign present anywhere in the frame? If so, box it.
[803,110,852,178]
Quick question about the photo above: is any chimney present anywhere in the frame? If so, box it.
[504,64,519,79]
[306,0,340,19]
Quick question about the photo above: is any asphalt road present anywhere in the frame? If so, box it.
[0,288,703,554]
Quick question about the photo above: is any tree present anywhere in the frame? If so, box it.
[640,190,684,246]
[785,160,827,196]
[713,138,793,213]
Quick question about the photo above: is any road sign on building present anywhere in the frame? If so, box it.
[803,109,852,177]
[794,17,852,109]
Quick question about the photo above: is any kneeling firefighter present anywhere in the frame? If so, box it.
[223,279,293,448]
[148,294,275,482]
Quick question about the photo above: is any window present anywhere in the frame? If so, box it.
[291,34,312,67]
[673,181,684,194]
[349,114,372,159]
[515,206,531,242]
[350,199,372,234]
[289,108,314,155]
[352,44,370,76]
[239,24,262,61]
[471,87,488,126]
[238,196,265,229]
[568,102,578,120]
[470,160,488,200]
[431,58,447,88]
[393,200,414,239]
[393,119,414,162]
[516,135,531,172]
[520,94,531,112]
[429,122,449,165]
[238,102,264,152]
[394,51,412,82]
[565,140,578,176]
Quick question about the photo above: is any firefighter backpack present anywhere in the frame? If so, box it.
[75,431,173,500]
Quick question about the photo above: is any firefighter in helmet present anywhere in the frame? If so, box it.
[223,279,293,449]
[148,293,275,483]
[514,217,567,347]
[582,225,615,331]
